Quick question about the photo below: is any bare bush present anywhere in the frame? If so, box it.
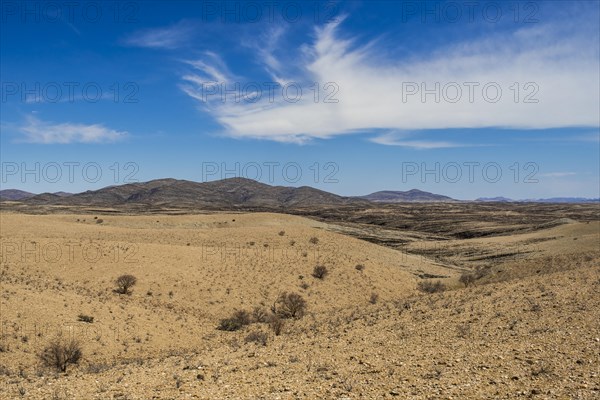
[252,306,269,323]
[217,309,251,332]
[244,330,268,346]
[417,280,447,293]
[87,362,111,374]
[459,273,476,287]
[268,314,285,336]
[309,236,319,245]
[312,265,328,279]
[272,292,307,319]
[115,274,137,295]
[77,314,94,323]
[39,337,82,373]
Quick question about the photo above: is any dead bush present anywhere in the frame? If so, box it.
[268,314,285,336]
[417,280,447,293]
[77,314,94,323]
[115,274,137,295]
[312,265,328,279]
[217,309,251,332]
[244,330,268,346]
[39,337,82,373]
[309,236,319,245]
[252,306,268,323]
[272,292,306,319]
[459,273,476,287]
[86,361,111,374]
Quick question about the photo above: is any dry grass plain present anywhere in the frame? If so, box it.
[0,211,598,399]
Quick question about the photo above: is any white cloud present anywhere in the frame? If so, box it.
[180,15,600,144]
[181,52,236,83]
[369,131,464,149]
[18,116,127,144]
[254,26,291,85]
[123,21,193,49]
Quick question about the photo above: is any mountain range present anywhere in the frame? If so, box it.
[476,196,600,203]
[5,178,362,209]
[1,178,598,207]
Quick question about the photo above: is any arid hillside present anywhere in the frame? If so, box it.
[0,212,598,399]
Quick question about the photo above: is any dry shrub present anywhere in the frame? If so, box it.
[252,306,269,323]
[417,280,446,293]
[115,274,137,295]
[77,314,94,323]
[312,265,328,279]
[272,292,306,319]
[268,315,285,336]
[459,273,476,287]
[244,330,268,346]
[39,337,82,373]
[217,309,251,331]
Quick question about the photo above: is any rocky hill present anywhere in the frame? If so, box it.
[360,189,455,202]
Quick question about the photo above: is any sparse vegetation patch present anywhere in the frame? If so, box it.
[417,280,447,293]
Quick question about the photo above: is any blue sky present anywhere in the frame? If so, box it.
[1,0,599,199]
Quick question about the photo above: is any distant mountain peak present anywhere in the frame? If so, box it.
[360,189,455,203]
[0,189,35,201]
[476,197,513,202]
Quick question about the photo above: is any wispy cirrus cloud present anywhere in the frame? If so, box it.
[249,26,291,85]
[181,52,237,83]
[17,116,127,144]
[122,21,194,49]
[369,131,465,149]
[175,6,599,145]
